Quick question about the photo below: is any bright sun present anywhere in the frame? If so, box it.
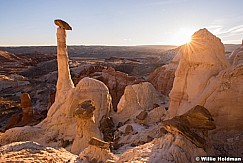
[173,28,194,45]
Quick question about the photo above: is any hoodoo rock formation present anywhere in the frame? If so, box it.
[0,20,112,155]
[19,93,33,126]
[166,29,243,156]
[4,93,33,130]
[168,28,230,118]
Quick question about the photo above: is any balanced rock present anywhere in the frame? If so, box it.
[0,21,112,156]
[162,105,216,148]
[89,137,110,150]
[54,19,72,30]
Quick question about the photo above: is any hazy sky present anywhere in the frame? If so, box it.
[0,0,243,46]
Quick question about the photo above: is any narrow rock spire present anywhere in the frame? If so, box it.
[54,19,74,99]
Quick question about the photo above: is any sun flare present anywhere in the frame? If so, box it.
[173,28,194,45]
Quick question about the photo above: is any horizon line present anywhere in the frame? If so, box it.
[0,43,240,48]
[0,44,179,47]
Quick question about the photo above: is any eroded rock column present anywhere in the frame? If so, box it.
[71,100,102,154]
[56,25,74,100]
[19,93,33,126]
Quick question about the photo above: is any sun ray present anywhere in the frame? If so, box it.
[173,28,195,45]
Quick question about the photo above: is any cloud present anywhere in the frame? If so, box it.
[206,24,243,44]
[146,0,189,6]
[215,25,243,35]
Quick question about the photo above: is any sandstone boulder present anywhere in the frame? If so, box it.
[73,66,139,111]
[162,105,216,148]
[117,133,206,163]
[202,65,243,129]
[80,137,118,162]
[101,67,139,111]
[113,82,163,125]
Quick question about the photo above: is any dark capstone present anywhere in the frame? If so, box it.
[54,19,72,30]
[89,137,110,150]
[161,105,216,148]
[73,100,95,118]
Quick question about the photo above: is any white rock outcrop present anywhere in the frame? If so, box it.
[113,82,163,125]
[79,137,118,162]
[117,133,206,163]
[167,29,243,131]
[168,28,230,118]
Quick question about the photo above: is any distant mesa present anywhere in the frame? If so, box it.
[54,19,72,30]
